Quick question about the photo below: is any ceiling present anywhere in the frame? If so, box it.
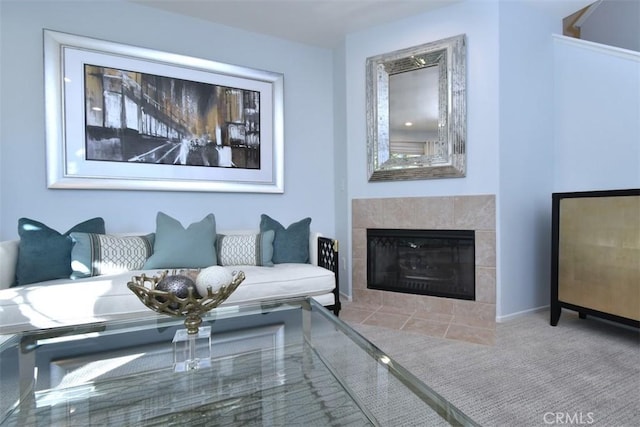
[131,0,464,48]
[131,0,592,49]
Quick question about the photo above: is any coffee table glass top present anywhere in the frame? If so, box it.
[0,298,477,426]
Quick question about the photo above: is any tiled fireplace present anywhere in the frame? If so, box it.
[351,195,496,344]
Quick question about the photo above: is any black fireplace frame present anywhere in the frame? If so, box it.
[366,228,475,301]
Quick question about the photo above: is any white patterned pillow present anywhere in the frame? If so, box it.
[216,231,274,267]
[70,233,155,278]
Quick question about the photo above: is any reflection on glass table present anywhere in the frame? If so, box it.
[0,298,477,426]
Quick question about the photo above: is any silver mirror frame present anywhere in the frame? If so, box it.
[366,34,466,181]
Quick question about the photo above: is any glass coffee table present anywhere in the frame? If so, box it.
[0,298,477,426]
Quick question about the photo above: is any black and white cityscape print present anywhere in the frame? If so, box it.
[84,65,261,169]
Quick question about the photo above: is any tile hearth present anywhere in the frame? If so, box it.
[341,301,495,345]
[351,195,497,345]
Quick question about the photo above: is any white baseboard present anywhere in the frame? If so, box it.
[497,305,549,323]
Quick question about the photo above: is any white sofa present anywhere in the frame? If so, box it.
[0,230,340,334]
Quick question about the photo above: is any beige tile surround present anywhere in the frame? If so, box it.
[348,195,496,345]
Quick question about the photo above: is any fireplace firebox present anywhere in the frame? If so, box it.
[367,229,475,300]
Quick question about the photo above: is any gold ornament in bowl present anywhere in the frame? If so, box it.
[127,268,245,334]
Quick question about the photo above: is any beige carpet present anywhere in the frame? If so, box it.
[347,309,639,427]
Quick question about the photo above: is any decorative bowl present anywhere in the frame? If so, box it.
[127,269,245,334]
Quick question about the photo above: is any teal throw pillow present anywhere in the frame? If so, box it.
[70,233,155,279]
[217,230,275,267]
[259,214,311,264]
[143,212,217,269]
[15,217,105,286]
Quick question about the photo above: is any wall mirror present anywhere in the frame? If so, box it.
[366,34,466,181]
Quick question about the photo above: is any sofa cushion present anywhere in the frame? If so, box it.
[260,214,311,264]
[217,230,274,267]
[70,233,155,279]
[223,264,334,305]
[15,217,105,286]
[143,212,216,269]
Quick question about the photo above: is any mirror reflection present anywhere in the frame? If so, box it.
[366,34,466,181]
[389,66,439,157]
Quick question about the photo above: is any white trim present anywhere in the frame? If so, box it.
[496,305,548,323]
[552,34,640,62]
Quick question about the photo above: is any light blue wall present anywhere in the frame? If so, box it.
[343,1,501,299]
[332,43,349,289]
[553,37,640,192]
[498,2,557,318]
[0,0,336,239]
[345,1,501,200]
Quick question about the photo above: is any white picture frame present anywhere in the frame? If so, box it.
[44,30,284,193]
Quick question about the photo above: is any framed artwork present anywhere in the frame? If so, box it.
[44,30,284,193]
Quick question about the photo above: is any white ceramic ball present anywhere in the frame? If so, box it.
[195,266,233,297]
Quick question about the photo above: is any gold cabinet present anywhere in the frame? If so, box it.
[551,189,640,327]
